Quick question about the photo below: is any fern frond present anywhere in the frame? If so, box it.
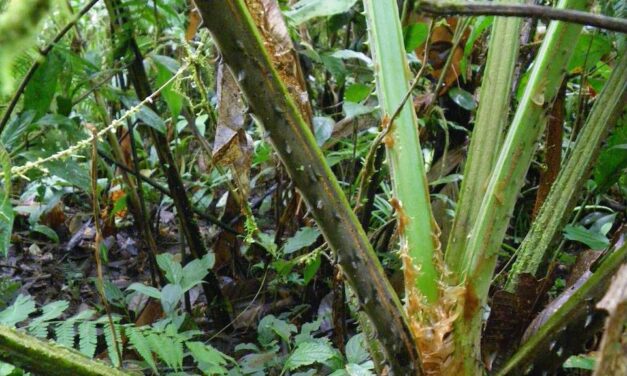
[0,294,35,327]
[78,320,97,358]
[147,332,183,371]
[104,321,122,367]
[27,300,69,338]
[54,320,75,349]
[125,326,158,374]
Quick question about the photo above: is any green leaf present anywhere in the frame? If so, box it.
[303,253,321,285]
[126,326,157,374]
[31,224,59,243]
[160,284,183,314]
[23,50,63,118]
[54,320,75,349]
[137,105,167,134]
[258,315,296,346]
[284,341,337,371]
[153,55,183,119]
[78,321,97,358]
[187,341,233,375]
[156,253,183,285]
[181,253,215,291]
[104,321,122,367]
[594,118,626,192]
[448,87,476,110]
[330,50,373,67]
[45,159,91,193]
[403,23,429,52]
[0,200,14,257]
[283,227,320,254]
[345,362,375,376]
[0,110,36,150]
[0,294,35,326]
[0,144,13,257]
[564,225,610,250]
[343,102,375,118]
[147,332,183,371]
[344,84,372,103]
[127,283,162,299]
[563,354,596,370]
[285,0,357,25]
[345,334,369,365]
[33,300,69,323]
[567,33,612,73]
[313,117,334,146]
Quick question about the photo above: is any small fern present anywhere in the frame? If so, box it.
[78,320,98,358]
[126,326,157,374]
[27,300,69,338]
[101,316,123,367]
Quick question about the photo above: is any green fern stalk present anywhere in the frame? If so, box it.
[363,0,439,302]
[445,0,523,278]
[452,0,589,373]
[505,50,627,291]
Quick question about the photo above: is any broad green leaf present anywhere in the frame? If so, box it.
[345,334,369,365]
[23,50,63,118]
[283,227,320,254]
[285,0,357,25]
[313,117,334,146]
[33,300,69,323]
[594,118,626,192]
[181,253,215,291]
[448,87,476,110]
[45,159,91,193]
[344,84,372,103]
[563,354,596,370]
[303,253,321,285]
[160,283,183,314]
[564,225,610,250]
[567,33,612,73]
[258,315,296,346]
[343,102,375,118]
[403,23,429,52]
[31,224,59,243]
[127,283,162,299]
[346,362,375,376]
[0,110,36,150]
[137,105,167,134]
[154,55,183,119]
[284,341,337,371]
[0,294,35,326]
[187,341,234,375]
[157,253,183,285]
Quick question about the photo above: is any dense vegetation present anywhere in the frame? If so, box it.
[0,0,624,375]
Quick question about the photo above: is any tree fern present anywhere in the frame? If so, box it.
[125,326,158,374]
